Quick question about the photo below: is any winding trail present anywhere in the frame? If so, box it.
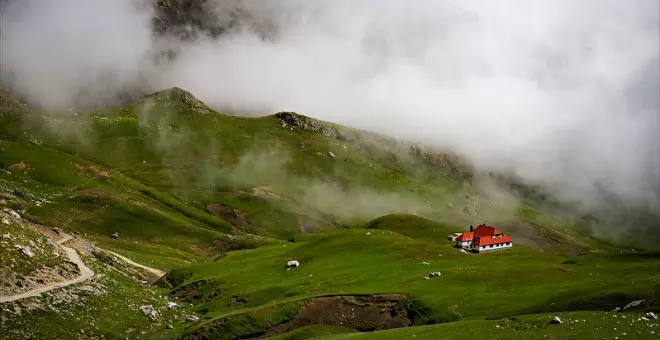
[0,233,93,303]
[0,232,166,304]
[104,250,166,277]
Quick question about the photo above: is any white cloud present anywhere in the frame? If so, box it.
[1,0,658,214]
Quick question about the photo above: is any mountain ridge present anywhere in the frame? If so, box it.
[0,86,658,339]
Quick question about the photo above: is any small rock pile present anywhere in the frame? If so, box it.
[549,316,562,324]
[140,305,160,321]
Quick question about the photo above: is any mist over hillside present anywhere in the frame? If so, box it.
[0,0,659,237]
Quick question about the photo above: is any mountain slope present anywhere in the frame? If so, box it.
[1,87,658,339]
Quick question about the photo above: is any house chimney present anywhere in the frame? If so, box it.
[469,225,474,232]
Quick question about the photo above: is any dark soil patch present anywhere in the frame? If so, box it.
[206,204,249,230]
[261,294,411,337]
[184,294,417,340]
[230,296,248,307]
[170,279,222,303]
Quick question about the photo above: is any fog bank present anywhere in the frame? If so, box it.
[1,0,658,217]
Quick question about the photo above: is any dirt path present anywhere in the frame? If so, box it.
[103,250,166,278]
[0,233,94,303]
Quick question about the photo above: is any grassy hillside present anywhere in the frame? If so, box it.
[1,87,603,244]
[160,221,659,338]
[1,87,658,339]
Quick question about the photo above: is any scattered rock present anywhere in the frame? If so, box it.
[52,227,62,235]
[286,260,300,269]
[549,316,562,324]
[139,305,160,321]
[11,188,25,197]
[328,151,336,158]
[1,218,9,225]
[166,302,179,310]
[185,315,200,322]
[110,232,119,240]
[611,307,621,312]
[274,112,351,141]
[645,312,657,320]
[622,300,644,311]
[421,262,430,265]
[167,325,174,329]
[7,209,20,220]
[16,245,34,257]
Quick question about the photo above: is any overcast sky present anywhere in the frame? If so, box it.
[1,0,658,213]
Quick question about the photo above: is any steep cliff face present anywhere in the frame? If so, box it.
[152,0,278,41]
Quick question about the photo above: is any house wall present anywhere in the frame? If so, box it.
[475,242,513,252]
[456,241,472,248]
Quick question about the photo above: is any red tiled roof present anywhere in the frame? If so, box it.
[473,234,513,246]
[455,232,474,242]
[473,225,502,237]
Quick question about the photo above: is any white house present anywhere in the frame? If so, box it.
[454,224,513,253]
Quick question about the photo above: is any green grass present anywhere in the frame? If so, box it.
[164,223,659,336]
[0,248,190,339]
[271,326,358,340]
[0,86,622,249]
[316,311,660,340]
[359,214,457,241]
[1,87,659,339]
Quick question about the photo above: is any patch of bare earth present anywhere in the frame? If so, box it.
[8,161,29,175]
[262,294,411,337]
[71,162,110,179]
[239,186,281,200]
[207,204,249,231]
[169,279,220,303]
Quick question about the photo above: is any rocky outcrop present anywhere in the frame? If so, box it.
[140,87,213,115]
[408,144,473,180]
[274,112,354,141]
